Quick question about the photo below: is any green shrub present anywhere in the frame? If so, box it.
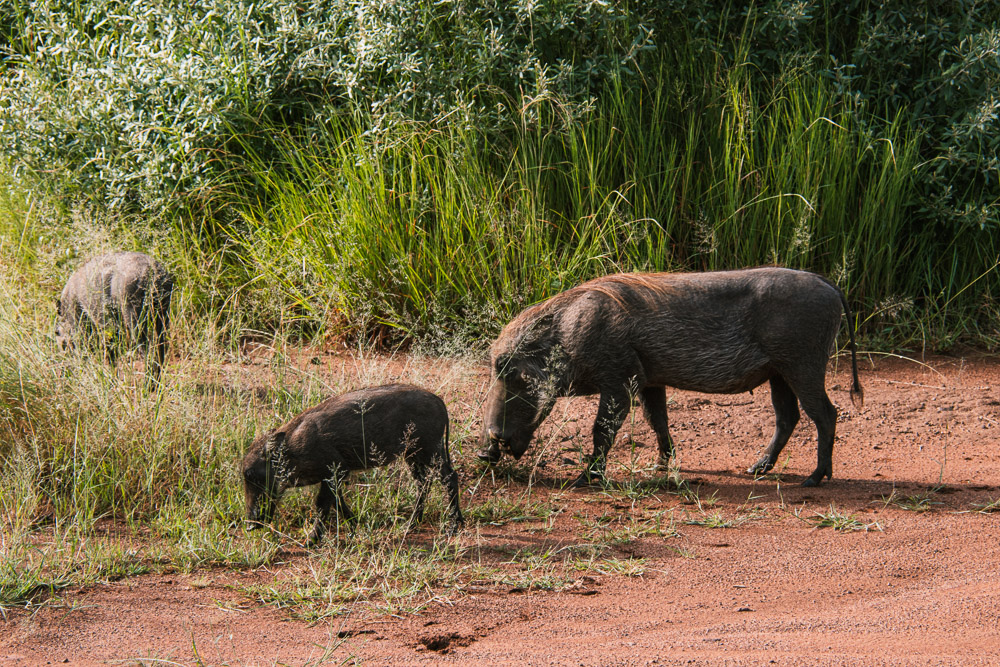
[0,0,654,211]
[0,1,997,348]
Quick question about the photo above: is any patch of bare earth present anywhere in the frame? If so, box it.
[4,354,1000,665]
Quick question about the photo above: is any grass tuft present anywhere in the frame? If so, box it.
[797,504,883,533]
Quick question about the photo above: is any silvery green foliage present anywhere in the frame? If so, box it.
[2,0,348,210]
[0,0,653,212]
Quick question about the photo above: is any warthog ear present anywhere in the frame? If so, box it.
[263,430,285,456]
[519,313,555,351]
[495,354,539,382]
[518,355,548,384]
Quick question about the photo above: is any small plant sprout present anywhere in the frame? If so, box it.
[969,498,1000,514]
[683,511,746,529]
[881,486,944,513]
[797,504,883,533]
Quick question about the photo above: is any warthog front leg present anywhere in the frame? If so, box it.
[573,388,630,487]
[308,473,353,546]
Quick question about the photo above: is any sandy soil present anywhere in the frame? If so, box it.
[3,352,1000,665]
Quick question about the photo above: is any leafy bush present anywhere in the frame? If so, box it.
[0,0,653,211]
[3,1,996,227]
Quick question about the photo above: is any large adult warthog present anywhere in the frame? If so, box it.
[56,252,174,383]
[479,268,863,487]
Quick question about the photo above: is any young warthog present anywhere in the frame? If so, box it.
[242,384,464,545]
[56,252,174,382]
[479,268,863,487]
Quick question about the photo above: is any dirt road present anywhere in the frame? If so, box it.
[4,353,1000,665]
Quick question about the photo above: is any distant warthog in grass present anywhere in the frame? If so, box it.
[242,384,464,545]
[56,251,173,383]
[479,268,863,487]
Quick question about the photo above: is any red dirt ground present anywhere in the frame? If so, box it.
[4,352,1000,665]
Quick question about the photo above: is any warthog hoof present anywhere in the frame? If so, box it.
[477,447,502,464]
[570,470,604,488]
[802,464,832,487]
[654,456,674,472]
[801,472,831,487]
[747,458,775,476]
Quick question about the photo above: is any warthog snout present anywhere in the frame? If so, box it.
[244,489,277,529]
[476,430,504,463]
[478,426,527,462]
[487,428,512,454]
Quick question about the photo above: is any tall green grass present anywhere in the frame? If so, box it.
[208,59,995,350]
[0,267,464,608]
[3,42,995,352]
[0,264,638,614]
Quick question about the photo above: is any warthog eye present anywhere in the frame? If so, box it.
[494,356,516,378]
